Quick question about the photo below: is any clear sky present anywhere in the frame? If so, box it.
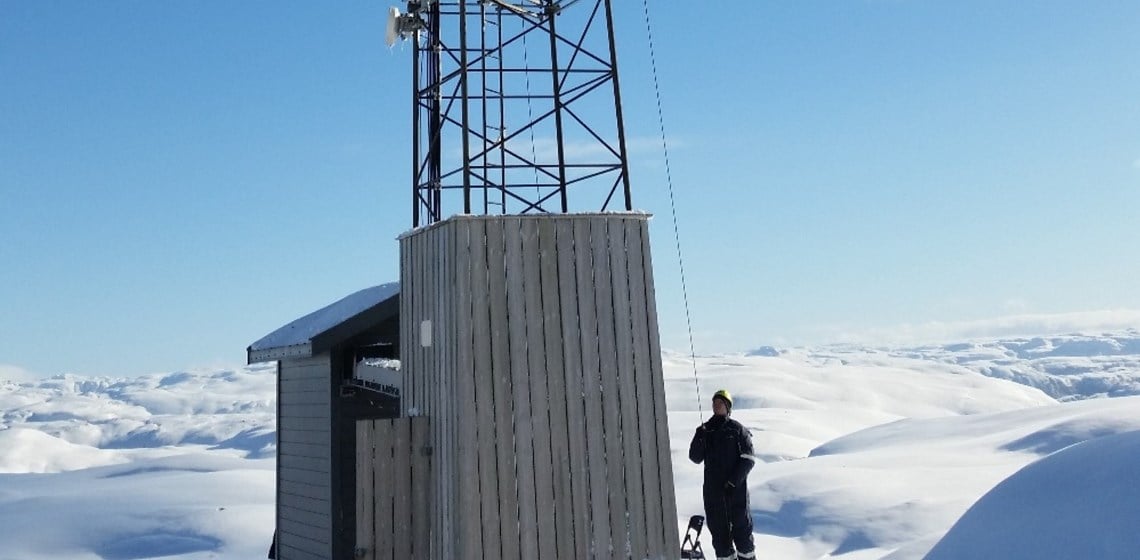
[2,1,1138,377]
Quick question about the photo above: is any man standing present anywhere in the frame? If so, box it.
[689,389,756,559]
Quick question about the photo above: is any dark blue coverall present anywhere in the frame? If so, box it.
[689,414,756,559]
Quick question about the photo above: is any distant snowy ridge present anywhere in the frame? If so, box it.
[0,363,276,462]
[750,329,1140,400]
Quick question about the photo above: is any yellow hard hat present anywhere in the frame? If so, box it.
[712,389,733,410]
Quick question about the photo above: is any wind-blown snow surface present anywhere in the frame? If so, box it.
[2,331,1139,559]
[923,430,1140,560]
[0,365,276,560]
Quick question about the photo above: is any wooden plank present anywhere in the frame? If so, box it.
[455,218,483,558]
[278,378,328,392]
[427,223,439,420]
[278,419,328,435]
[626,218,666,558]
[409,229,421,414]
[555,218,589,560]
[280,455,330,474]
[411,417,431,559]
[278,516,330,544]
[505,217,539,560]
[356,421,375,560]
[374,419,395,560]
[278,367,326,383]
[278,403,333,420]
[278,363,322,380]
[521,218,557,560]
[277,538,326,559]
[279,416,329,433]
[277,536,327,559]
[471,219,505,559]
[393,419,413,559]
[424,225,434,413]
[609,217,649,560]
[638,218,682,553]
[402,232,414,416]
[278,441,329,459]
[574,218,612,558]
[278,382,328,396]
[279,466,331,488]
[435,220,449,560]
[279,392,331,407]
[274,533,328,560]
[281,492,332,517]
[280,359,328,381]
[278,439,326,456]
[277,396,327,414]
[442,220,457,560]
[428,225,436,411]
[425,224,440,560]
[279,375,329,393]
[412,230,419,408]
[280,479,330,501]
[276,542,326,560]
[407,230,417,415]
[424,226,433,414]
[485,218,521,560]
[414,224,427,414]
[279,505,331,529]
[279,428,331,446]
[433,222,446,560]
[277,531,330,557]
[538,217,574,560]
[590,217,630,557]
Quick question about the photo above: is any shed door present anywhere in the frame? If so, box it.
[356,417,431,560]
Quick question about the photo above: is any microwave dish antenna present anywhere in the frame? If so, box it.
[386,4,428,47]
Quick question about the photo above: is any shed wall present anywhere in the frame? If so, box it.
[355,417,433,560]
[400,214,680,560]
[277,355,333,560]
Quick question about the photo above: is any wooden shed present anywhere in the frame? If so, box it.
[392,213,681,559]
[252,212,681,559]
[248,283,403,560]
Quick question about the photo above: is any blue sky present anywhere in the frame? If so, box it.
[2,1,1138,377]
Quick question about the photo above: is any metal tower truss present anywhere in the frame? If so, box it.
[407,0,632,227]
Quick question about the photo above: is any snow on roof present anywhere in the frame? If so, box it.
[248,283,399,352]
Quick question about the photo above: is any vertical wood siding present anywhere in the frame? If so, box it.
[398,214,679,559]
[355,417,432,559]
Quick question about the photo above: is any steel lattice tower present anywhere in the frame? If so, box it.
[397,0,633,227]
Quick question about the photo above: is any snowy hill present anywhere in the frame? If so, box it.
[922,429,1140,560]
[2,332,1139,559]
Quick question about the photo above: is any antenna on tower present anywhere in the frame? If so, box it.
[385,4,427,47]
[391,0,635,227]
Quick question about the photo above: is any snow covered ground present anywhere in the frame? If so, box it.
[0,365,277,560]
[2,332,1139,559]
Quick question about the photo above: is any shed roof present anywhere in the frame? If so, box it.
[247,283,400,363]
